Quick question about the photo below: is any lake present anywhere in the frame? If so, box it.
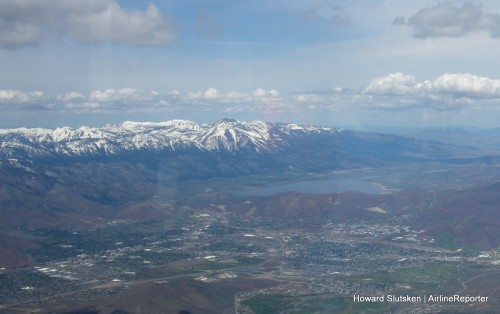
[240,177,384,195]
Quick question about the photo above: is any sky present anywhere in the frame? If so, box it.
[2,0,500,130]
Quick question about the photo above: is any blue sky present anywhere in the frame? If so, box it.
[2,0,500,130]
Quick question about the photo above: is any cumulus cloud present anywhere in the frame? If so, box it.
[253,88,279,98]
[183,87,292,114]
[188,87,224,100]
[56,92,85,102]
[362,72,500,110]
[362,72,423,95]
[432,73,500,97]
[89,88,160,103]
[0,87,171,113]
[0,86,289,115]
[0,89,45,103]
[187,87,280,102]
[5,76,500,115]
[0,0,176,49]
[202,87,223,100]
[364,72,500,97]
[395,2,500,39]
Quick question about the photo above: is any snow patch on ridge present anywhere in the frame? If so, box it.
[0,119,342,159]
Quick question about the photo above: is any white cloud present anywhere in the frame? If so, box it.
[57,92,85,102]
[362,72,422,95]
[89,88,160,103]
[188,88,221,100]
[432,73,500,97]
[396,2,500,39]
[361,72,500,110]
[70,2,175,46]
[252,88,279,97]
[184,87,290,114]
[168,90,181,98]
[203,87,222,100]
[0,0,176,49]
[5,75,500,115]
[0,89,45,103]
[364,72,500,98]
[295,94,321,102]
[187,87,279,101]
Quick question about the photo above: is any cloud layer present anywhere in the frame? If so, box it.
[2,73,500,114]
[0,0,176,49]
[395,2,500,39]
[0,89,45,103]
[0,87,287,114]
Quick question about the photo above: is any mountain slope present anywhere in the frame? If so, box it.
[0,119,339,159]
[0,118,473,179]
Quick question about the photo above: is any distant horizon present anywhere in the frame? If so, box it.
[0,115,497,135]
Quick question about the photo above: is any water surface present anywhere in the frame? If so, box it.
[241,178,383,195]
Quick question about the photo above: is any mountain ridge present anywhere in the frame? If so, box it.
[0,118,479,180]
[0,119,341,159]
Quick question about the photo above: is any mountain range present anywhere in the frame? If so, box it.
[0,118,473,179]
[0,118,339,158]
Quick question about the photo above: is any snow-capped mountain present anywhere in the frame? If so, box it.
[0,118,341,160]
[1,118,471,180]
